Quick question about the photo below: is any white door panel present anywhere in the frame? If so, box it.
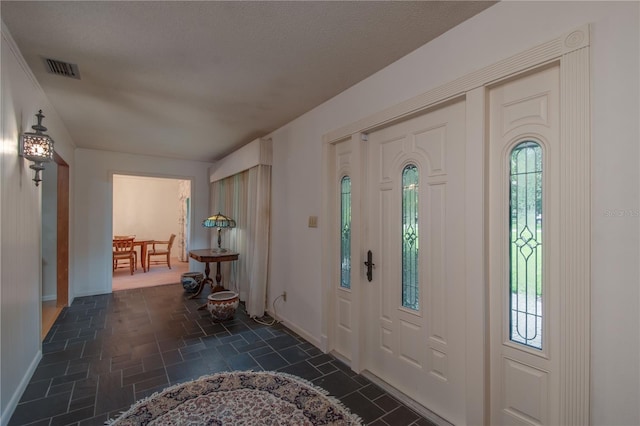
[365,100,467,425]
[489,65,561,425]
[332,139,354,361]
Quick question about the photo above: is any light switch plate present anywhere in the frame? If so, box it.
[308,216,318,228]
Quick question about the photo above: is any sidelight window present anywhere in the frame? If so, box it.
[509,141,543,349]
[402,164,419,310]
[340,176,351,289]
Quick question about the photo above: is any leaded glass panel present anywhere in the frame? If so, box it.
[509,141,543,349]
[340,176,351,289]
[402,164,419,310]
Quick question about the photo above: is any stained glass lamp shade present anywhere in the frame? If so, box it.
[202,212,236,252]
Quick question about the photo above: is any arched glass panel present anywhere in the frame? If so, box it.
[340,176,351,289]
[509,141,543,349]
[402,164,419,310]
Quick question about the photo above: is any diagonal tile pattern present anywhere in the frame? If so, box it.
[9,284,437,426]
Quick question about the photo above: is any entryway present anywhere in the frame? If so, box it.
[323,25,591,425]
[41,151,69,340]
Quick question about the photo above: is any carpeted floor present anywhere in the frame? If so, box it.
[10,284,438,426]
[112,257,189,291]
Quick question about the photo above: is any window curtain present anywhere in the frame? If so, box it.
[210,165,271,317]
[177,180,190,261]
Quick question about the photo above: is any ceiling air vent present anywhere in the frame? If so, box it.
[43,58,81,80]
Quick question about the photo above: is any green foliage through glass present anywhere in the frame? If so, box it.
[340,176,351,289]
[402,165,419,310]
[509,141,542,349]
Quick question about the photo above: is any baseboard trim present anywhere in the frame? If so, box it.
[0,350,42,426]
[360,370,454,426]
[265,309,321,349]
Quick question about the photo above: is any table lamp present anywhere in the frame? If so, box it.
[202,212,236,252]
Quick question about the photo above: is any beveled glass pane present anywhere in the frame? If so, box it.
[402,164,419,310]
[509,141,543,349]
[340,176,351,289]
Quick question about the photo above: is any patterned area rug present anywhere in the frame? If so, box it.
[106,371,363,425]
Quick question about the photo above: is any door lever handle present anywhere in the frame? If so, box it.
[364,250,375,282]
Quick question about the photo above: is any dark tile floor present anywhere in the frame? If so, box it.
[9,284,436,426]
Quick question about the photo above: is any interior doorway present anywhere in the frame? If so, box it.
[111,174,192,291]
[41,151,69,340]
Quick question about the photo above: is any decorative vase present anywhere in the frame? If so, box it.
[207,291,239,321]
[180,272,203,293]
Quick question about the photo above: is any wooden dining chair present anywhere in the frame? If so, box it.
[113,237,136,275]
[113,235,137,271]
[147,234,176,270]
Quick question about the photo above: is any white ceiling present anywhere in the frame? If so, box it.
[2,1,495,162]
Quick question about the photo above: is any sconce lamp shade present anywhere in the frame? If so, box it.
[20,133,54,162]
[19,110,54,186]
[202,212,236,251]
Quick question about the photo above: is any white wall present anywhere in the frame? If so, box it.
[113,175,184,259]
[73,149,213,297]
[266,2,639,424]
[1,23,76,425]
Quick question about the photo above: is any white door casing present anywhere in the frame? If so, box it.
[365,99,467,425]
[321,25,590,425]
[488,65,561,425]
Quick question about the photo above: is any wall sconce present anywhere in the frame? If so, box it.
[202,212,236,252]
[19,110,54,186]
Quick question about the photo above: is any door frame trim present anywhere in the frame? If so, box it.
[321,24,591,425]
[53,151,69,308]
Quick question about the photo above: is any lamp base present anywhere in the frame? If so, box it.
[210,247,229,253]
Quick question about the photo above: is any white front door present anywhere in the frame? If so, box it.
[488,65,561,425]
[363,99,467,425]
